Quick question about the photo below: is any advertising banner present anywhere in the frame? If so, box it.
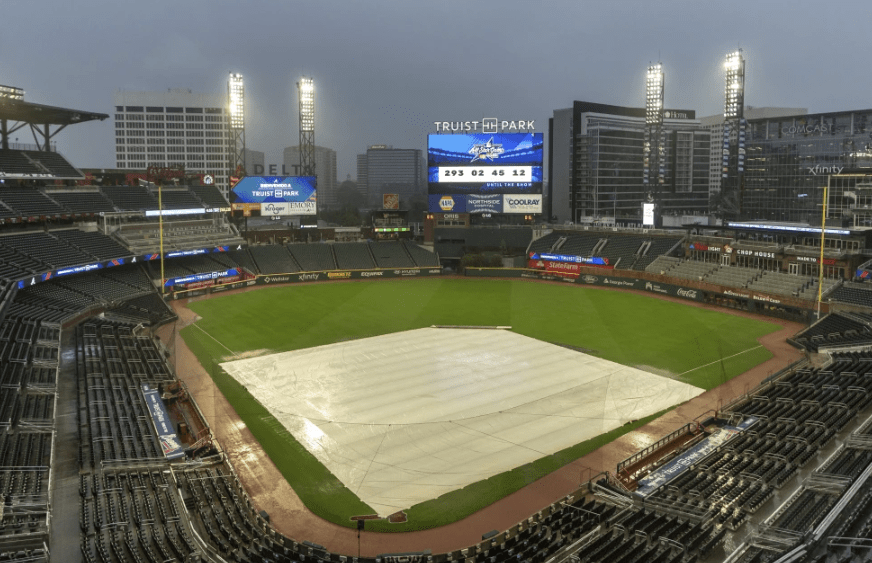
[466,194,503,214]
[502,194,542,214]
[141,384,185,460]
[164,268,240,288]
[257,268,442,286]
[231,176,317,215]
[530,252,611,267]
[428,194,467,213]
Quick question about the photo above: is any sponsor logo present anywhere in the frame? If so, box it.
[263,202,288,216]
[328,272,351,279]
[677,288,698,299]
[439,196,456,211]
[393,269,420,276]
[782,124,845,136]
[428,269,442,274]
[724,289,750,299]
[736,249,776,259]
[644,282,669,295]
[246,280,256,286]
[581,275,598,284]
[469,137,505,162]
[807,164,844,176]
[263,276,290,284]
[361,271,384,277]
[753,294,781,304]
[298,273,320,281]
[603,278,636,287]
[433,119,535,133]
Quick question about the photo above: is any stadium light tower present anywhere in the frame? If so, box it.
[297,76,315,177]
[720,50,746,217]
[227,73,246,188]
[644,63,665,188]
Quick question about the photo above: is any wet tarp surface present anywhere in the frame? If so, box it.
[221,328,703,515]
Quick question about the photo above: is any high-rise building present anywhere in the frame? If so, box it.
[283,145,337,208]
[243,149,264,177]
[736,108,872,224]
[549,101,710,225]
[356,145,426,209]
[113,89,232,196]
[700,107,807,205]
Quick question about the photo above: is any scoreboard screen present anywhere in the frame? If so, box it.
[230,176,317,216]
[428,133,543,214]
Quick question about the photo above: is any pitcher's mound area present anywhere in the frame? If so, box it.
[220,328,703,516]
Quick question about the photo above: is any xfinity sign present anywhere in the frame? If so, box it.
[433,118,535,133]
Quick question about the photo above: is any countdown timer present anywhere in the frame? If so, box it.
[437,166,532,183]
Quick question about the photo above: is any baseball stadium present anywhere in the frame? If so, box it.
[4,92,872,563]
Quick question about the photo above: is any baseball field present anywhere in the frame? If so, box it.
[180,277,780,531]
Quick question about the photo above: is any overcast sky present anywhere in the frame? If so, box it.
[3,0,868,179]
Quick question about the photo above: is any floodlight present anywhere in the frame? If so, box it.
[297,76,315,133]
[0,85,24,100]
[228,73,245,130]
[724,50,745,119]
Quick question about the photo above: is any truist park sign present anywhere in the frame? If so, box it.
[433,118,535,133]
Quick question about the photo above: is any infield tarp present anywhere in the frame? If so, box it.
[221,328,703,516]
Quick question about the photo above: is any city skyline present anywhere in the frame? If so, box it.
[3,0,869,180]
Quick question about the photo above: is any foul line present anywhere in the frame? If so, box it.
[192,322,238,358]
[678,345,764,377]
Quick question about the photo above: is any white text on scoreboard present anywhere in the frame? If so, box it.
[437,166,532,183]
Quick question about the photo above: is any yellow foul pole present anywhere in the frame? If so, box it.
[816,176,829,319]
[158,181,165,296]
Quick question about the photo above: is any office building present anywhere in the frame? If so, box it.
[283,145,337,208]
[549,101,710,225]
[739,108,872,224]
[243,149,264,177]
[113,89,232,196]
[356,145,425,209]
[700,107,807,202]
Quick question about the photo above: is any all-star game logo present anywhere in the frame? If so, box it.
[469,137,505,162]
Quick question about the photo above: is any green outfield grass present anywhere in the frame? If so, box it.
[180,277,781,531]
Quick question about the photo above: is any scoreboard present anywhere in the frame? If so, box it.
[230,176,317,216]
[428,133,543,214]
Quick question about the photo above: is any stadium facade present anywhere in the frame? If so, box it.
[113,89,233,196]
[548,101,710,225]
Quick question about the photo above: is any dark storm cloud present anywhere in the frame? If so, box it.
[2,0,868,178]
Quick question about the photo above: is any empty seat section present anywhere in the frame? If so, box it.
[249,246,298,274]
[333,243,375,269]
[369,241,414,268]
[287,243,337,271]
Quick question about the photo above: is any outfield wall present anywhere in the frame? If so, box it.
[466,267,823,321]
[168,267,444,299]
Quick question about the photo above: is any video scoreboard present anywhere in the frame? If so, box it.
[230,176,317,216]
[428,133,543,214]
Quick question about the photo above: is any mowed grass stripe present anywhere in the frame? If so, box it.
[181,277,782,532]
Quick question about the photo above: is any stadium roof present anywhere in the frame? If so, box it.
[0,97,108,125]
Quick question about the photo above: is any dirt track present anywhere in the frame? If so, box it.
[160,278,805,556]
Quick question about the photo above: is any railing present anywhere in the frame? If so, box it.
[5,142,56,152]
[616,422,697,475]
